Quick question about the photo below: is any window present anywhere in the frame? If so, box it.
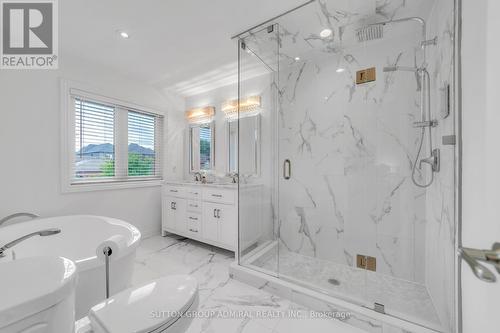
[63,84,164,191]
[128,111,159,177]
[189,122,214,172]
[75,98,115,179]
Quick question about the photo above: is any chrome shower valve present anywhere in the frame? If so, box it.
[419,149,440,172]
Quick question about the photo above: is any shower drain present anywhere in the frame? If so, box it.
[328,278,341,286]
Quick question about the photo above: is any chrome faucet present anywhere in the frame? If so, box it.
[229,172,239,184]
[193,172,202,182]
[0,228,61,257]
[0,212,39,227]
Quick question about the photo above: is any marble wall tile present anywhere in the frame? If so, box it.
[237,0,457,331]
[273,9,427,285]
[424,0,457,332]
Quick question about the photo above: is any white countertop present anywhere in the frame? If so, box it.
[164,180,237,189]
[164,180,262,189]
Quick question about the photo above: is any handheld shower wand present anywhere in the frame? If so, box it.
[0,228,61,257]
[383,66,438,188]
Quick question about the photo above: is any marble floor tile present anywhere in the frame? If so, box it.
[273,304,367,333]
[133,234,364,333]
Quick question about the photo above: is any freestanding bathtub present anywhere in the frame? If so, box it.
[0,215,141,319]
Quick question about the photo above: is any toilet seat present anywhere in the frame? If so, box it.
[88,275,198,333]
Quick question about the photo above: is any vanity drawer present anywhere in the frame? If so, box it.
[186,200,202,213]
[186,213,201,235]
[203,188,235,205]
[164,185,186,198]
[185,187,201,200]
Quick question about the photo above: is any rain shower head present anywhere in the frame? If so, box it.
[356,24,384,42]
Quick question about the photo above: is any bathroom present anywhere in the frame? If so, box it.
[0,0,498,332]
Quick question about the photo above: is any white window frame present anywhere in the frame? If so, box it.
[60,79,166,192]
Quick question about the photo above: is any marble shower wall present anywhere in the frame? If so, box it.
[261,0,436,284]
[424,0,456,331]
[239,0,457,330]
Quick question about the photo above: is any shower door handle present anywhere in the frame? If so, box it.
[283,159,291,180]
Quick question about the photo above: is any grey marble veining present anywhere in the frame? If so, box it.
[133,235,366,333]
[249,243,442,330]
[237,0,456,332]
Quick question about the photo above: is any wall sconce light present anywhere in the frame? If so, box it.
[222,95,261,119]
[185,106,215,124]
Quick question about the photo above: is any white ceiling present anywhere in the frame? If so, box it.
[60,0,306,96]
[60,0,435,97]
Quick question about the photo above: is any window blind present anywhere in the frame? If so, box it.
[71,94,163,185]
[128,111,159,177]
[74,98,115,180]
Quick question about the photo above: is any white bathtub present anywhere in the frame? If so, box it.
[0,215,141,319]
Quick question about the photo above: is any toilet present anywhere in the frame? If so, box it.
[0,256,198,333]
[75,275,199,333]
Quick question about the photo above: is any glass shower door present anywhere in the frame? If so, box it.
[237,24,280,277]
[275,41,371,307]
[272,3,450,329]
[237,0,457,331]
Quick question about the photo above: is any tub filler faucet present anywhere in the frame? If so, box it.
[0,228,61,257]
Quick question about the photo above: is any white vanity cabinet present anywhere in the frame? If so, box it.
[202,202,237,247]
[162,183,238,251]
[163,194,187,233]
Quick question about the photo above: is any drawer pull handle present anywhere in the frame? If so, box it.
[189,217,198,221]
[216,209,221,219]
[189,204,198,208]
[189,228,198,233]
[170,189,178,193]
[213,209,217,218]
[211,194,223,198]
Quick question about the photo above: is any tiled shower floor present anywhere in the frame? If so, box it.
[247,242,443,331]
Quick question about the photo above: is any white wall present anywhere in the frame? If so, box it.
[461,0,500,332]
[0,55,184,237]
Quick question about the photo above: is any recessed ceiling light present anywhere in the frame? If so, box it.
[294,57,301,61]
[320,28,332,38]
[118,31,130,39]
[336,67,345,73]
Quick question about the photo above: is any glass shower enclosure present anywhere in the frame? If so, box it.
[237,1,458,332]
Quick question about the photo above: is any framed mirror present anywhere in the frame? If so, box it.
[227,114,260,176]
[189,122,215,172]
